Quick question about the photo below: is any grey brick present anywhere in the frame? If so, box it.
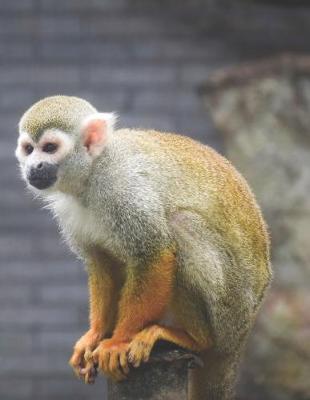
[0,353,71,377]
[0,41,35,61]
[77,90,129,112]
[0,305,80,329]
[39,16,81,37]
[39,284,88,304]
[131,89,203,114]
[0,16,81,38]
[131,39,232,63]
[0,332,33,355]
[89,65,177,88]
[0,0,34,11]
[0,234,72,262]
[179,64,217,86]
[39,41,89,62]
[0,260,83,283]
[0,164,20,185]
[0,187,35,212]
[0,16,37,37]
[88,41,133,62]
[0,89,35,110]
[0,66,80,87]
[87,15,189,37]
[40,0,126,11]
[0,379,33,399]
[119,113,177,132]
[0,285,33,304]
[36,330,82,351]
[34,377,107,399]
[0,210,62,234]
[0,114,22,138]
[0,142,16,162]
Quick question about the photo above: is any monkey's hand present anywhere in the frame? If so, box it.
[69,329,102,384]
[92,338,130,382]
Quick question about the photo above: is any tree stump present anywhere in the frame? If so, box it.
[107,346,203,400]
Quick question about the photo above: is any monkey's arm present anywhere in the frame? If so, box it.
[69,258,115,383]
[92,248,176,381]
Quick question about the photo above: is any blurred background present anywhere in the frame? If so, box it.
[0,1,310,399]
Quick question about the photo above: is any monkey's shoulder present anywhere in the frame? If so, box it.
[115,128,209,153]
[114,128,236,174]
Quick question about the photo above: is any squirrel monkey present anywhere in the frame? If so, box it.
[16,96,271,400]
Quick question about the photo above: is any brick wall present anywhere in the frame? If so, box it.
[1,1,310,399]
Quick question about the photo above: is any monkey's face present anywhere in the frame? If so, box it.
[15,129,74,192]
[15,96,115,194]
[16,96,116,196]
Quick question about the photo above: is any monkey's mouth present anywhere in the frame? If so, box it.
[27,162,58,190]
[29,176,57,190]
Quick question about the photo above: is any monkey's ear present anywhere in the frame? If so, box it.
[81,113,116,158]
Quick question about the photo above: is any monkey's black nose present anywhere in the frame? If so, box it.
[28,162,58,190]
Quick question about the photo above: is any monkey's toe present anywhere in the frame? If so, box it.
[128,340,152,367]
[93,340,130,381]
[80,363,98,385]
[69,349,85,379]
[128,327,158,367]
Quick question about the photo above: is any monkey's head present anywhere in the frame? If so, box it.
[16,95,116,195]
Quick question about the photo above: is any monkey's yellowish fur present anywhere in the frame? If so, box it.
[20,96,96,139]
[16,96,272,400]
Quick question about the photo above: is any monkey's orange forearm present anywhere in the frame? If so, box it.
[87,261,114,336]
[111,249,176,342]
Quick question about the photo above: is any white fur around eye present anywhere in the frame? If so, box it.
[38,130,74,163]
[15,131,35,162]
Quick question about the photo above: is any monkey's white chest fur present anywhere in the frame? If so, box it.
[47,193,121,255]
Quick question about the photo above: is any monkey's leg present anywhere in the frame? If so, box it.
[168,209,268,400]
[92,249,176,381]
[127,324,210,368]
[69,258,115,384]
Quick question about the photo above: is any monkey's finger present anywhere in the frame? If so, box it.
[69,356,85,380]
[98,350,110,374]
[80,358,97,383]
[91,350,99,367]
[84,366,97,385]
[71,366,82,380]
[119,350,130,375]
[109,352,126,381]
[128,343,145,368]
[70,350,86,369]
[84,348,93,363]
[127,342,140,364]
[69,354,81,368]
[142,345,152,363]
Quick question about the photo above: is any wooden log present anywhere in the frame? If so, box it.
[107,346,203,400]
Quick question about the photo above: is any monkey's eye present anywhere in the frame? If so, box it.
[24,144,34,155]
[42,143,58,154]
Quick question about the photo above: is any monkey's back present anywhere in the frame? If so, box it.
[115,129,270,272]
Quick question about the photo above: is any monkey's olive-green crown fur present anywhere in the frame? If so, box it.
[19,95,97,140]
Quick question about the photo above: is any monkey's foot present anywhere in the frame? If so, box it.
[92,339,130,382]
[69,330,101,384]
[128,325,203,368]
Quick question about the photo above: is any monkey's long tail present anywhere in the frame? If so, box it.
[188,349,239,400]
